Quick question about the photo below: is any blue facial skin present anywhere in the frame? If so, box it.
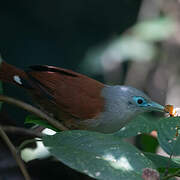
[133,96,164,112]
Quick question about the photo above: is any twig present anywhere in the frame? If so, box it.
[162,169,180,180]
[1,125,42,138]
[0,95,68,131]
[163,132,180,177]
[0,125,31,180]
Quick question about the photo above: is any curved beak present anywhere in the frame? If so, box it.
[148,101,165,112]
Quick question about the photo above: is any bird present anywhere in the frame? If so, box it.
[0,61,164,133]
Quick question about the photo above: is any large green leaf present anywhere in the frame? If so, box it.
[43,130,155,180]
[116,116,180,156]
[157,117,180,156]
[115,114,158,138]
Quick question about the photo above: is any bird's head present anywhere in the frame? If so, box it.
[102,85,164,114]
[97,85,164,133]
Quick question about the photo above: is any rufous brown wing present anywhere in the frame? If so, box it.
[0,61,105,129]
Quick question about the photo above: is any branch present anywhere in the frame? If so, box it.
[0,95,68,131]
[1,125,42,138]
[0,125,31,180]
[162,169,180,180]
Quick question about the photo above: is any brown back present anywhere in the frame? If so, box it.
[27,65,105,121]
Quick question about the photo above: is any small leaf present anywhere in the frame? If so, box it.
[144,152,180,169]
[25,115,59,132]
[115,114,158,138]
[43,130,155,180]
[157,117,180,156]
[141,134,158,153]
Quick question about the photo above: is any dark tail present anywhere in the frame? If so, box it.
[0,61,27,86]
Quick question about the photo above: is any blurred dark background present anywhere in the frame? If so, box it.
[0,0,142,126]
[0,0,141,68]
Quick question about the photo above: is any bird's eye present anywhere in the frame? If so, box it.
[133,96,147,106]
[137,99,143,104]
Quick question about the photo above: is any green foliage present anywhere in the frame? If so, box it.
[25,115,60,132]
[36,115,180,179]
[140,134,159,153]
[114,114,158,137]
[43,131,155,180]
[23,114,180,179]
[157,117,180,156]
[144,152,180,169]
[116,115,180,156]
